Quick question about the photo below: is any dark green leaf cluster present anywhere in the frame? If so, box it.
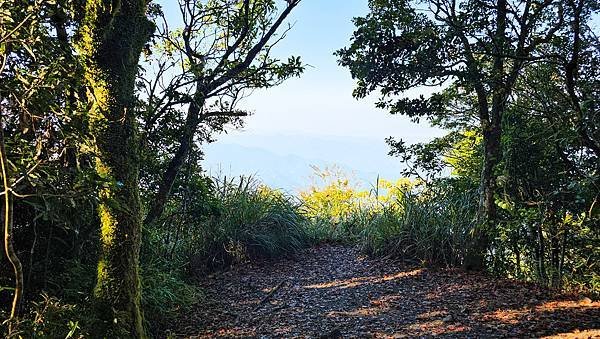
[338,0,599,292]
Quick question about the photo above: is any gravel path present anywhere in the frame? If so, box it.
[170,245,600,338]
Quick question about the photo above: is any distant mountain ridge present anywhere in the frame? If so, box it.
[202,134,406,193]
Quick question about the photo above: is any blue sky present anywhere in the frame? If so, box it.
[210,0,442,139]
[156,0,600,191]
[156,0,444,190]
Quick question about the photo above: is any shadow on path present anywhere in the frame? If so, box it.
[170,245,600,338]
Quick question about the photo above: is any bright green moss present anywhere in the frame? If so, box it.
[98,202,117,246]
[75,1,153,337]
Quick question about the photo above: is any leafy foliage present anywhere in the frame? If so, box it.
[337,0,599,293]
[185,175,310,272]
[1,0,305,336]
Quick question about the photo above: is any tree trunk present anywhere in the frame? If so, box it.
[464,0,507,271]
[565,0,600,160]
[480,124,501,221]
[76,1,153,337]
[479,121,502,230]
[144,100,202,226]
[464,123,501,270]
[536,221,548,285]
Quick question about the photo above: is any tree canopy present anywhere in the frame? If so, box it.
[1,0,598,337]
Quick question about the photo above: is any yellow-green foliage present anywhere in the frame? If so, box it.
[445,130,482,179]
[301,176,365,221]
[371,177,414,208]
[300,166,414,221]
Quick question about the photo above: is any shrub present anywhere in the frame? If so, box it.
[154,175,310,273]
[360,180,477,266]
[300,170,477,267]
[1,293,89,338]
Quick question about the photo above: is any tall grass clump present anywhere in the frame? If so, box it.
[300,167,478,267]
[206,176,309,265]
[359,179,478,266]
[163,175,310,273]
[300,167,412,243]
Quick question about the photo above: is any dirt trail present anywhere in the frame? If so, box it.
[171,245,600,338]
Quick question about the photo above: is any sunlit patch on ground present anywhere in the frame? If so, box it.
[407,320,471,336]
[537,299,599,310]
[483,299,600,326]
[325,305,383,318]
[304,269,423,290]
[303,275,373,289]
[416,310,448,320]
[543,329,600,338]
[171,245,600,338]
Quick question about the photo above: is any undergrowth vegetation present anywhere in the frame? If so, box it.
[299,166,599,297]
[300,168,477,266]
[149,175,310,273]
[2,174,312,336]
[3,167,597,336]
[359,182,476,266]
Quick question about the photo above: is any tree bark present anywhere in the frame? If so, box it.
[144,100,202,226]
[464,0,507,270]
[537,220,548,285]
[76,1,153,337]
[565,0,600,159]
[465,122,501,270]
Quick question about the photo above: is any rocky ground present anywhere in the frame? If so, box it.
[169,245,600,338]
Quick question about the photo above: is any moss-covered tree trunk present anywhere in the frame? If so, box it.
[76,1,153,337]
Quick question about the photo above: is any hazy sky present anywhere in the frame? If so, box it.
[157,0,444,189]
[228,0,440,139]
[156,1,600,190]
